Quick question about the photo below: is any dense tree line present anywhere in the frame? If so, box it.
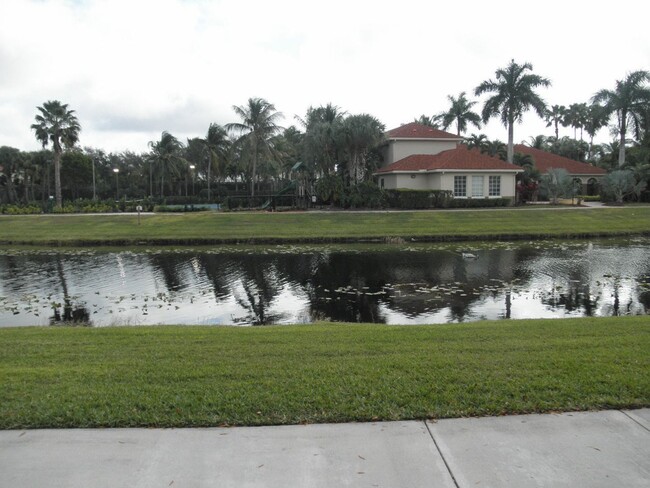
[1,63,649,208]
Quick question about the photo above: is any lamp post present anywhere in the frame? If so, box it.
[113,168,120,200]
[189,165,195,197]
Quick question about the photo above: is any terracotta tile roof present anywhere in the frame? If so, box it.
[376,145,523,173]
[514,145,607,175]
[386,122,461,140]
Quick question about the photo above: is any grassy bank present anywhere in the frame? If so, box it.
[1,317,648,429]
[1,207,650,245]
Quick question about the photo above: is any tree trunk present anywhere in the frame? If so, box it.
[207,158,211,202]
[618,110,627,167]
[507,118,514,164]
[54,150,62,208]
[250,138,257,198]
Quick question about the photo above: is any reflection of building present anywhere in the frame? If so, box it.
[514,145,606,195]
[375,123,522,199]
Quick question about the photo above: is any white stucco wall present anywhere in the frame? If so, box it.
[439,172,517,198]
[384,140,458,165]
[379,173,433,190]
[379,171,518,198]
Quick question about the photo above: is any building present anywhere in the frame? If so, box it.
[375,123,522,199]
[513,144,607,195]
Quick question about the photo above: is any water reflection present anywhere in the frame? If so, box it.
[0,238,648,327]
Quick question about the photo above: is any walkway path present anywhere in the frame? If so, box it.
[1,409,648,487]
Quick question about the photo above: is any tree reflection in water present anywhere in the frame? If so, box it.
[0,239,649,327]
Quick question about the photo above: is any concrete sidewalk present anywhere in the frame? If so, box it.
[1,409,648,488]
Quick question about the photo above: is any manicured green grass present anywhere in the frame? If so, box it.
[1,317,648,429]
[1,207,650,245]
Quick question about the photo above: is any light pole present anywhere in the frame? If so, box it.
[189,165,195,197]
[113,168,120,200]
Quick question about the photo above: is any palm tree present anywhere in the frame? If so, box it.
[435,92,481,136]
[475,60,551,163]
[226,98,283,198]
[584,104,609,160]
[544,104,565,139]
[341,114,385,183]
[198,123,230,201]
[481,139,507,160]
[30,100,80,208]
[300,103,345,176]
[526,135,547,149]
[413,115,439,128]
[592,70,650,167]
[148,131,184,197]
[563,103,588,140]
[464,133,488,151]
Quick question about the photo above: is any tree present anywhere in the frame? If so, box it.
[540,168,572,203]
[30,100,81,208]
[226,98,283,198]
[148,131,184,197]
[300,103,345,176]
[545,104,565,139]
[197,123,230,201]
[435,92,481,136]
[481,139,507,160]
[0,146,24,204]
[601,169,646,203]
[341,114,385,184]
[475,60,551,163]
[464,133,488,151]
[584,104,609,160]
[563,103,588,140]
[60,151,93,200]
[526,135,547,149]
[592,70,650,167]
[413,115,439,128]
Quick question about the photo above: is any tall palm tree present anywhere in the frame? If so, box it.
[563,103,588,140]
[592,70,650,167]
[226,98,283,198]
[544,104,565,139]
[300,103,345,176]
[148,131,184,197]
[475,60,551,163]
[198,123,230,201]
[342,114,385,183]
[31,100,80,208]
[584,104,609,160]
[435,92,482,136]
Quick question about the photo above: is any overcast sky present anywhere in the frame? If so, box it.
[1,0,649,154]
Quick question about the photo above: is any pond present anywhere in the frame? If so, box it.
[1,238,649,327]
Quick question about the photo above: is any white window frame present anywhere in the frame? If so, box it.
[471,176,484,197]
[454,176,467,197]
[489,175,501,196]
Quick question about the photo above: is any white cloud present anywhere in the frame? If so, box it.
[0,0,649,153]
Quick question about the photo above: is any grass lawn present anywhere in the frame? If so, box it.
[1,317,648,429]
[1,207,650,245]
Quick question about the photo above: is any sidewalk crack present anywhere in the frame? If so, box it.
[620,410,650,433]
[424,421,460,488]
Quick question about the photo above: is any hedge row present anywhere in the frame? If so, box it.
[384,189,512,209]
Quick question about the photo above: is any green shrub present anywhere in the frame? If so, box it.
[385,189,453,209]
[0,204,42,215]
[448,197,512,208]
[580,195,601,202]
[343,181,386,208]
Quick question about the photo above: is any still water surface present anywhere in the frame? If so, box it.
[1,238,649,327]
